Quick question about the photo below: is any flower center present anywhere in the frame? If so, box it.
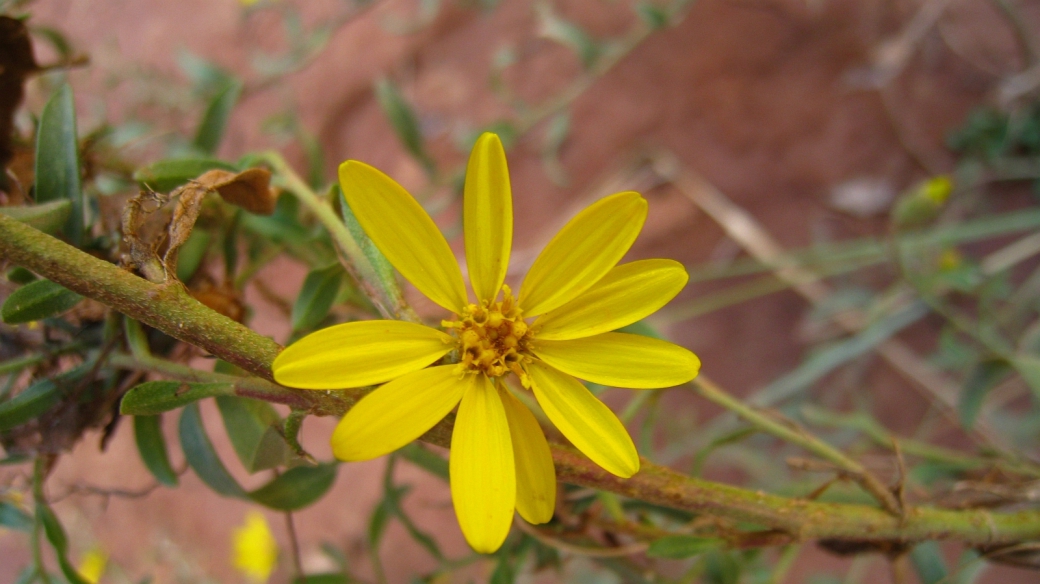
[443,285,533,379]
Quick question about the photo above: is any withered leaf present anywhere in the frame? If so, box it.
[195,168,277,215]
[120,167,276,284]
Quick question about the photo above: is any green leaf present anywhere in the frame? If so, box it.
[374,78,434,174]
[178,403,247,498]
[0,500,33,532]
[120,381,234,415]
[176,229,211,283]
[216,395,290,473]
[535,3,601,69]
[133,415,179,487]
[367,498,392,547]
[0,378,62,431]
[489,555,514,584]
[133,158,237,193]
[6,267,37,284]
[194,80,243,154]
[292,575,349,584]
[292,264,343,332]
[635,3,670,29]
[398,443,448,480]
[647,536,723,559]
[37,503,89,584]
[0,200,71,235]
[1011,356,1040,400]
[248,464,337,510]
[0,354,45,376]
[756,302,929,406]
[910,541,948,584]
[959,359,1012,429]
[34,83,83,244]
[338,186,398,292]
[1,279,83,324]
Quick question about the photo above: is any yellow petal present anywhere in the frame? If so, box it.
[532,332,700,389]
[339,160,468,313]
[331,365,467,461]
[451,374,515,553]
[498,383,556,524]
[273,320,452,389]
[464,133,512,303]
[518,191,647,317]
[533,259,688,340]
[527,360,639,478]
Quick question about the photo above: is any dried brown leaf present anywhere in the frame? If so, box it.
[196,168,277,215]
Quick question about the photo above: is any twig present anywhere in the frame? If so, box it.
[652,152,1003,447]
[693,375,902,515]
[285,510,305,581]
[513,518,649,557]
[5,213,1040,546]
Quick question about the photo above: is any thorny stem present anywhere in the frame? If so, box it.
[691,375,903,515]
[4,213,1040,547]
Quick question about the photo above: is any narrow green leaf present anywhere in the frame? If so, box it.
[133,158,237,193]
[0,200,71,235]
[338,187,398,290]
[959,360,1012,429]
[133,415,179,487]
[647,535,723,559]
[0,500,33,532]
[37,503,89,584]
[910,541,948,584]
[216,395,289,473]
[178,403,247,498]
[755,302,929,406]
[1011,356,1040,400]
[292,264,344,332]
[535,3,601,69]
[367,498,391,547]
[398,443,448,480]
[0,378,62,431]
[1,279,83,324]
[489,556,514,584]
[292,575,348,584]
[34,83,82,244]
[176,229,212,282]
[635,3,670,29]
[0,354,45,376]
[374,78,434,174]
[12,566,36,584]
[6,267,37,284]
[120,381,234,415]
[248,464,337,510]
[194,80,243,154]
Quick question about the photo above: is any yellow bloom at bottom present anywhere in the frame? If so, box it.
[77,548,108,584]
[273,132,701,553]
[232,510,278,583]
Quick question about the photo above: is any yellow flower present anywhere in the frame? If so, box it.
[232,510,278,583]
[272,133,700,553]
[77,548,108,584]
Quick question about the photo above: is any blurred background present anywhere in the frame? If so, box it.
[2,0,1040,582]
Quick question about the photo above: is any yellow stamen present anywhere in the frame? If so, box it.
[447,286,534,379]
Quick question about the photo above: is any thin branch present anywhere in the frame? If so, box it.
[4,213,1040,547]
[692,375,902,515]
